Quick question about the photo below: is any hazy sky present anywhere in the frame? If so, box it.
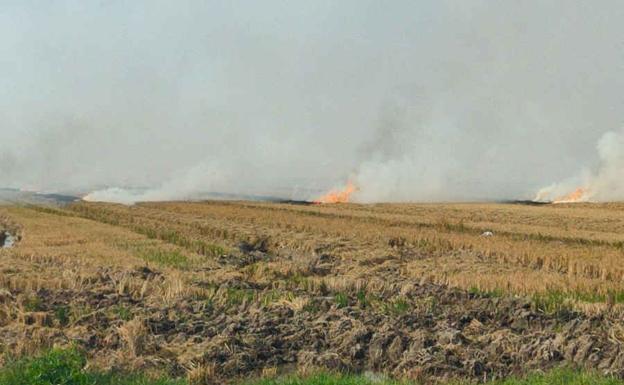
[2,1,624,202]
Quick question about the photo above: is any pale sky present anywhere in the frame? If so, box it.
[1,1,624,201]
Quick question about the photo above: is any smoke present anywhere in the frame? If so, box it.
[592,130,624,200]
[536,128,624,202]
[83,161,225,204]
[2,1,624,203]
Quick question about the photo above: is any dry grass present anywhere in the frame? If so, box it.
[3,200,624,380]
[62,200,624,303]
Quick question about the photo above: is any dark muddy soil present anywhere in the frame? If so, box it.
[5,268,623,383]
[0,232,17,248]
[157,283,622,382]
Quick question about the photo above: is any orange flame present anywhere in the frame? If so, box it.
[314,181,356,204]
[553,187,588,204]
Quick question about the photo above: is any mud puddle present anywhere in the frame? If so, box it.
[1,231,17,248]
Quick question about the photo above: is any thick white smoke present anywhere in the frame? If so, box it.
[536,129,624,202]
[592,130,624,201]
[83,161,225,204]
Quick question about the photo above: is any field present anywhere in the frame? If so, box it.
[2,200,624,383]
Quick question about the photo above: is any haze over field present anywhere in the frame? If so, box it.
[2,1,624,203]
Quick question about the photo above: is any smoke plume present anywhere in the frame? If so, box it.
[2,1,624,203]
[536,128,624,202]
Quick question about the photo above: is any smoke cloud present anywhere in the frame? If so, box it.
[536,128,624,202]
[2,1,624,203]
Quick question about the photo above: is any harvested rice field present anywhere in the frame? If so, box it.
[2,201,624,384]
